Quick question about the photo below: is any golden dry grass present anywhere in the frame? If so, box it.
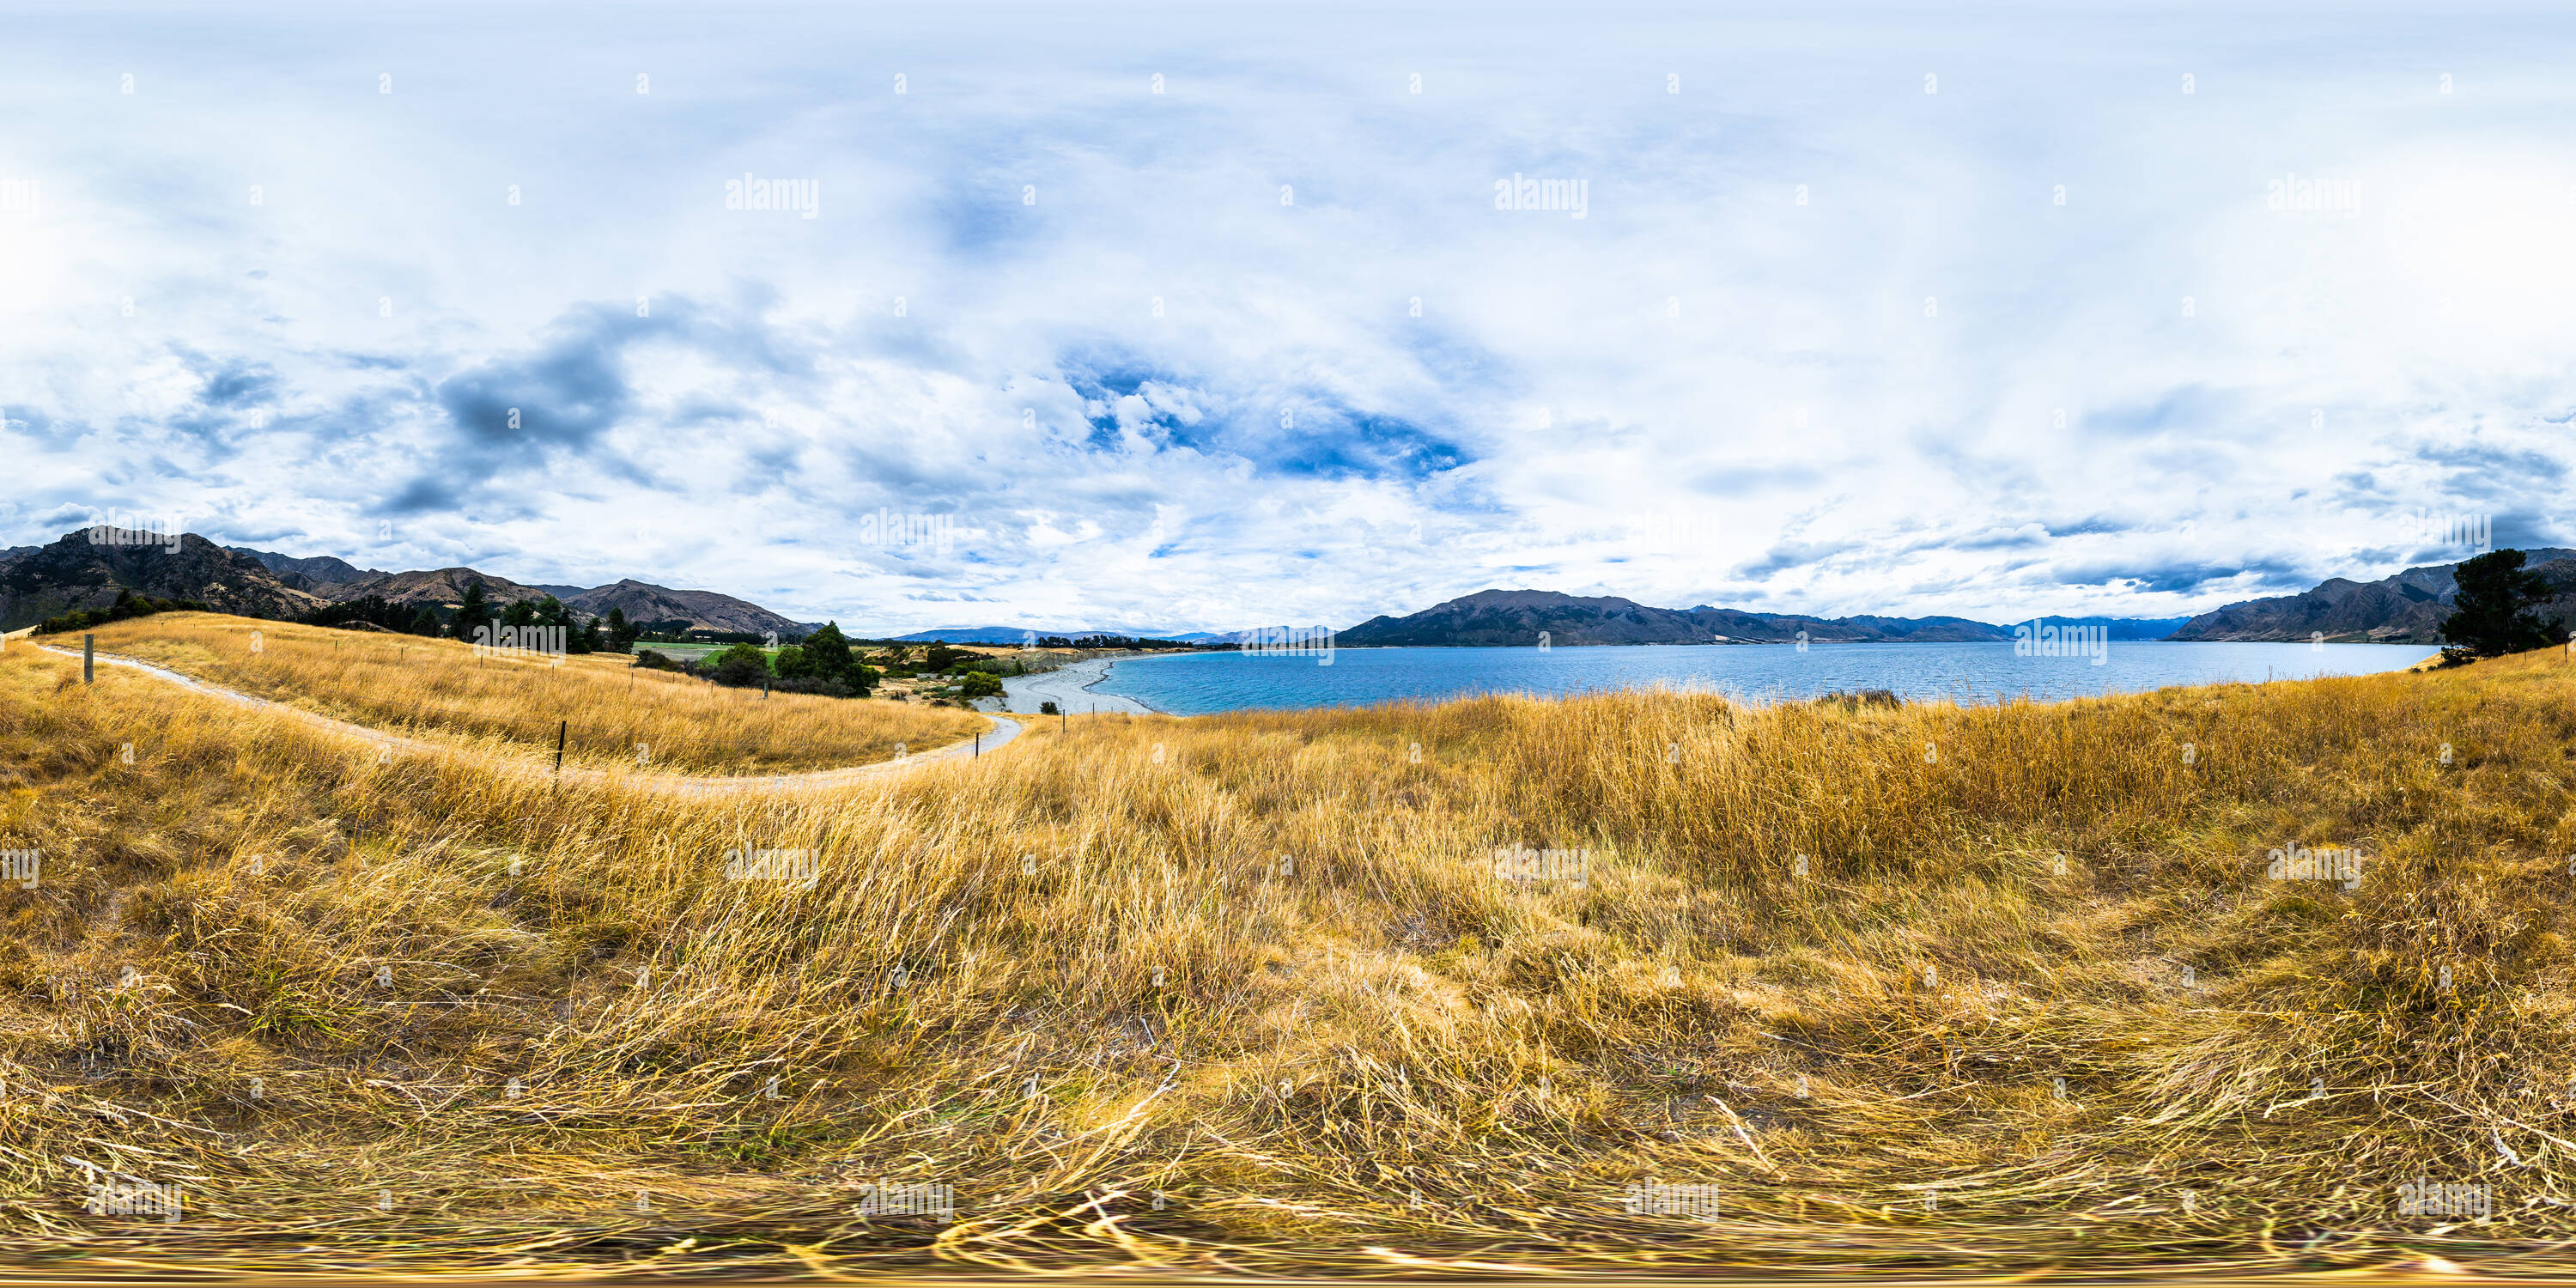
[2,623,2574,1278]
[52,613,985,775]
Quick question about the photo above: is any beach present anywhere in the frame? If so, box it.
[992,655,1158,714]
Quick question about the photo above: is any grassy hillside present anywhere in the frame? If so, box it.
[51,614,984,775]
[0,633,2571,1275]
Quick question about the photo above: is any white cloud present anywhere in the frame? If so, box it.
[6,3,2574,631]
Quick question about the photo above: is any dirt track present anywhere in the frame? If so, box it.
[28,642,1021,794]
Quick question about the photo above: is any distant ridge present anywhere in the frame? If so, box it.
[225,546,386,592]
[563,580,803,636]
[2170,548,2576,643]
[15,533,2513,645]
[871,601,2193,648]
[325,567,560,611]
[1335,589,2188,647]
[0,532,811,635]
[886,625,1219,644]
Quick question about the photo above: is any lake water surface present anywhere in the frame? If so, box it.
[1079,641,2440,716]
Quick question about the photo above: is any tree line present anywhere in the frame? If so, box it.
[638,623,883,697]
[296,580,649,655]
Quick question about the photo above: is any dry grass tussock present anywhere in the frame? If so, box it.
[60,613,984,775]
[2,625,2576,1277]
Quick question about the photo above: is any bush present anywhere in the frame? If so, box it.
[706,643,772,689]
[771,676,860,699]
[1038,701,1060,715]
[958,670,1004,700]
[1824,689,1901,708]
[632,649,684,672]
[773,645,817,679]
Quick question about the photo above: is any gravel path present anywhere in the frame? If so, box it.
[32,643,1020,794]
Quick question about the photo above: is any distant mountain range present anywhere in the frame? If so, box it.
[0,529,806,635]
[886,625,1301,645]
[227,549,807,635]
[883,598,2194,648]
[234,549,387,590]
[1334,552,2574,649]
[8,526,2558,647]
[1332,589,2188,647]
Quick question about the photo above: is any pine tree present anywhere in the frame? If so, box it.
[2440,550,2561,662]
[454,579,488,641]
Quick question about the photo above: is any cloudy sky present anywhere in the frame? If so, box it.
[5,0,2574,632]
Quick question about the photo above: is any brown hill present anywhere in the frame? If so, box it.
[325,568,561,611]
[221,544,803,633]
[3,534,817,636]
[0,530,322,630]
[563,580,805,635]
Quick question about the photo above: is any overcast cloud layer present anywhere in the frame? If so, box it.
[4,0,2573,632]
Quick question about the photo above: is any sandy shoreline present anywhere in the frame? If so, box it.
[995,655,1163,715]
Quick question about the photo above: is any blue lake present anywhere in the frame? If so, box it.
[1084,641,2441,716]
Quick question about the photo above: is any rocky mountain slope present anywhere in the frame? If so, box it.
[2167,548,2576,643]
[0,531,323,629]
[323,567,560,611]
[225,547,386,592]
[0,532,814,635]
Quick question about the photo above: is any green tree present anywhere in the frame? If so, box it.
[571,616,600,653]
[605,607,636,653]
[455,579,488,639]
[501,597,537,629]
[2440,549,2561,663]
[773,644,817,679]
[805,622,853,679]
[957,670,1003,700]
[707,642,772,688]
[410,606,441,636]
